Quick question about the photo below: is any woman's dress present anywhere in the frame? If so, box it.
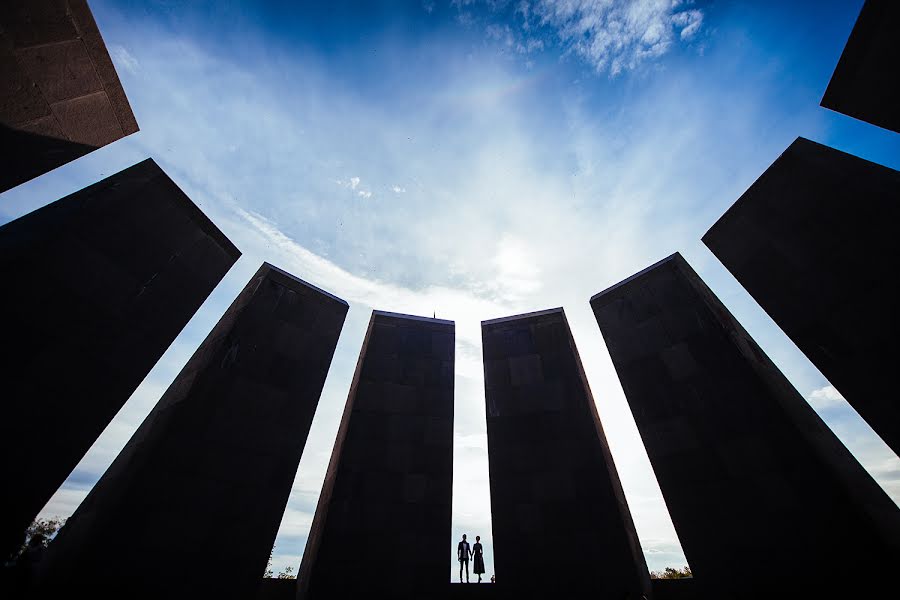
[473,542,485,575]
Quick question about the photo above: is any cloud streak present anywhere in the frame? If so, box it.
[109,43,140,74]
[530,0,704,74]
[235,207,515,350]
[462,0,704,74]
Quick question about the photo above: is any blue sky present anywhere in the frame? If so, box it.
[3,0,898,581]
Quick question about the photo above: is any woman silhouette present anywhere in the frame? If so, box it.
[472,535,485,583]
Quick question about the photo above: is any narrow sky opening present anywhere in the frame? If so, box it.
[450,329,494,582]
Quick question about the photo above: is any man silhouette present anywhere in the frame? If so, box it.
[457,534,472,583]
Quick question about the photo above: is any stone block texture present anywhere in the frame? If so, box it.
[298,311,454,600]
[821,0,900,133]
[39,263,347,599]
[703,137,900,456]
[481,308,651,599]
[1,0,139,192]
[590,253,900,599]
[0,158,238,561]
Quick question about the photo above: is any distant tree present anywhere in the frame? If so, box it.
[650,565,692,579]
[264,545,297,579]
[264,549,274,578]
[276,566,295,580]
[9,517,66,561]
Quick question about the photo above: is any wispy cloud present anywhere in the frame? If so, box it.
[462,0,704,75]
[234,207,514,357]
[532,0,703,75]
[336,176,373,198]
[109,43,140,74]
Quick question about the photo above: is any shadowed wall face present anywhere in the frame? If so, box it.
[703,137,900,457]
[821,0,900,133]
[39,264,348,599]
[0,158,238,562]
[590,254,900,599]
[481,309,650,598]
[0,0,139,192]
[298,312,454,600]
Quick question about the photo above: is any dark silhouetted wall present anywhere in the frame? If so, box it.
[298,311,454,600]
[482,308,651,599]
[39,263,347,599]
[821,0,900,133]
[0,158,238,561]
[704,137,900,456]
[590,253,900,599]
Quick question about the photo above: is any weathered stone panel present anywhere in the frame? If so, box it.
[1,0,139,192]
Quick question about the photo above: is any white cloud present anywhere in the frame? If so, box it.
[40,488,89,519]
[234,207,515,348]
[272,507,315,537]
[109,44,140,74]
[391,185,406,193]
[673,9,704,40]
[469,0,704,75]
[491,233,542,301]
[336,176,372,198]
[532,0,704,74]
[807,385,846,410]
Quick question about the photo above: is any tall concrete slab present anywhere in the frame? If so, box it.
[1,0,139,192]
[0,158,239,561]
[590,253,900,599]
[821,0,900,134]
[703,137,900,456]
[298,311,454,600]
[39,263,348,599]
[481,308,651,599]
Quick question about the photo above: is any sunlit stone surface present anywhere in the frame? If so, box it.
[0,0,139,192]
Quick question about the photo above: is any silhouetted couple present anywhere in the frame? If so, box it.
[457,534,485,583]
